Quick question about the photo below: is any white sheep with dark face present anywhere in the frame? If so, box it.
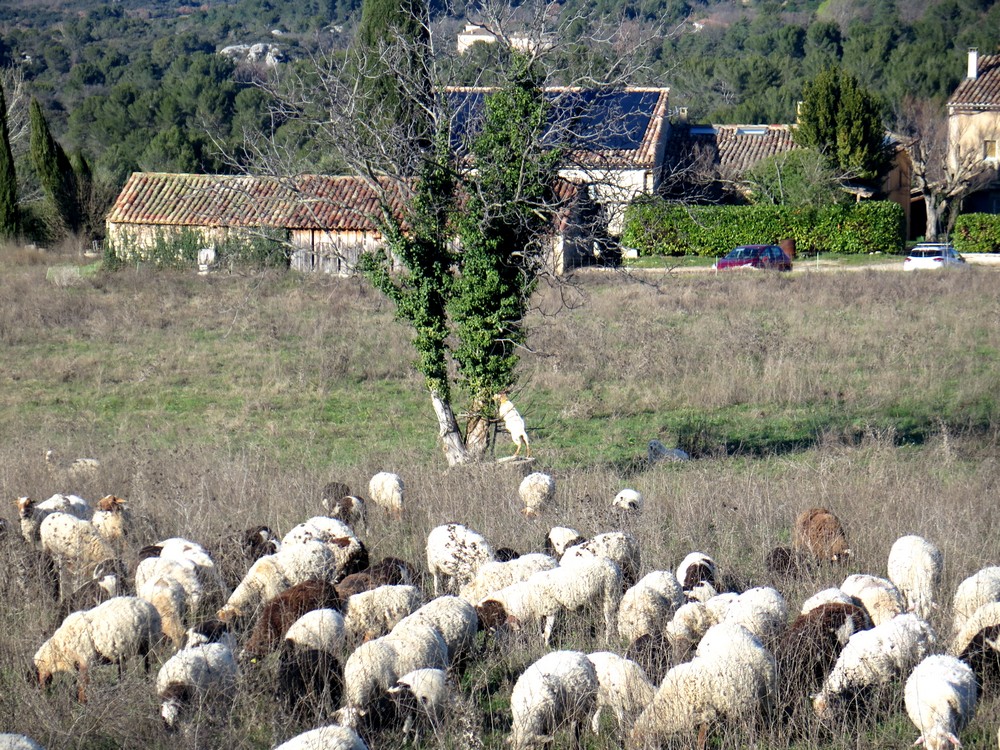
[612,489,644,513]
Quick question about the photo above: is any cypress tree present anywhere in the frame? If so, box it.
[30,98,80,234]
[0,85,18,239]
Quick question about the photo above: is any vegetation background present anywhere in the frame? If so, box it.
[0,250,998,747]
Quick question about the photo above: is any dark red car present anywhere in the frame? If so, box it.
[713,244,792,272]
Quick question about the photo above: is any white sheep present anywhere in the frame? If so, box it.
[17,494,91,544]
[426,523,494,595]
[38,512,114,573]
[723,586,789,642]
[887,534,943,620]
[90,495,130,549]
[477,555,623,645]
[518,472,555,517]
[509,650,598,750]
[156,625,238,729]
[497,393,530,458]
[336,623,449,729]
[904,654,977,750]
[387,668,452,741]
[587,651,655,734]
[949,600,1000,684]
[393,595,479,666]
[284,607,347,655]
[545,526,586,557]
[560,530,642,587]
[136,537,228,617]
[612,488,644,513]
[0,736,44,750]
[368,471,404,519]
[272,725,368,750]
[343,584,423,643]
[813,612,936,721]
[675,551,718,593]
[138,568,191,648]
[325,495,368,533]
[278,608,347,713]
[458,553,558,604]
[840,573,907,626]
[218,539,336,621]
[617,570,685,644]
[951,566,1000,639]
[629,622,775,748]
[34,596,163,702]
[801,587,859,615]
[281,516,368,581]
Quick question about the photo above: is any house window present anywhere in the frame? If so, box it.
[985,140,998,160]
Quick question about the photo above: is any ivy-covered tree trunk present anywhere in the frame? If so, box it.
[0,85,17,239]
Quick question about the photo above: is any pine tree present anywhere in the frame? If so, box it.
[0,85,18,239]
[30,98,80,234]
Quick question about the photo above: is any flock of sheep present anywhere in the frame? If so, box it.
[4,466,1000,750]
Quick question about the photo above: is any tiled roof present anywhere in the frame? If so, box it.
[107,172,582,231]
[106,173,410,231]
[667,124,799,174]
[448,86,670,169]
[949,54,1000,110]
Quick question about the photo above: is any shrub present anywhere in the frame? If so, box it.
[621,199,904,256]
[953,213,1000,253]
[105,227,290,270]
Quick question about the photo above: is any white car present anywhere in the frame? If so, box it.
[903,243,966,270]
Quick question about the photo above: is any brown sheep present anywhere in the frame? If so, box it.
[243,579,342,659]
[792,508,851,563]
[773,601,870,725]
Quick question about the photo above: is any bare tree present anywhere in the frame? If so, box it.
[894,95,999,241]
[232,0,664,465]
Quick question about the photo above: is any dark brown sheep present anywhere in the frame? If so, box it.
[243,579,342,658]
[334,557,416,600]
[792,507,851,563]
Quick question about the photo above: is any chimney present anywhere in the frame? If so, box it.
[969,47,979,80]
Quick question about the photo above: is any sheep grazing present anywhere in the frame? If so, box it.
[343,584,423,644]
[277,608,346,716]
[629,622,776,750]
[218,539,339,622]
[336,623,449,732]
[801,587,859,615]
[887,534,943,620]
[772,602,871,721]
[136,537,229,617]
[393,595,479,668]
[156,620,238,730]
[560,531,642,588]
[90,494,130,549]
[58,557,125,620]
[426,523,494,595]
[367,471,404,519]
[722,586,788,643]
[327,495,368,533]
[544,526,586,557]
[840,574,906,626]
[617,570,685,644]
[17,494,90,545]
[675,551,718,593]
[459,553,558,604]
[336,557,417,599]
[812,612,936,722]
[45,449,100,482]
[243,578,343,659]
[518,472,555,517]
[496,392,530,458]
[477,555,623,645]
[281,516,369,582]
[272,725,369,750]
[951,566,1000,640]
[950,601,1000,687]
[509,650,598,750]
[904,654,978,750]
[387,668,464,743]
[320,481,353,511]
[34,596,163,702]
[792,507,851,564]
[612,488,644,513]
[586,651,655,735]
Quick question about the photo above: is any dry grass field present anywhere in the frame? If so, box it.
[0,250,999,749]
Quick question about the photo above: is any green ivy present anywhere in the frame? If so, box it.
[621,199,904,256]
[104,227,289,269]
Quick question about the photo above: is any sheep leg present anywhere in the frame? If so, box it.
[77,664,89,703]
[542,614,556,646]
[590,707,603,734]
[696,722,708,750]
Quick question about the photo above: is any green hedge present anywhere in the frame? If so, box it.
[953,213,1000,253]
[621,199,905,257]
[104,227,290,270]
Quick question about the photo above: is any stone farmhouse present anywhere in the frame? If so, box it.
[947,48,1000,215]
[105,172,591,275]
